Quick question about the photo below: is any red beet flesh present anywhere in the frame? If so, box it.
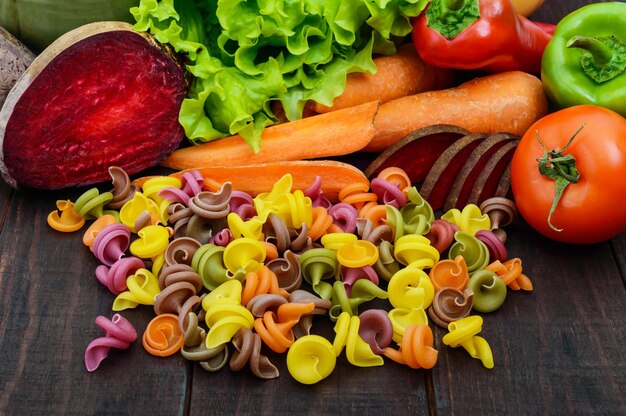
[2,30,186,189]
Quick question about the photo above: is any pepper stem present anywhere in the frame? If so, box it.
[535,125,584,232]
[426,0,480,40]
[566,35,613,66]
[566,35,626,83]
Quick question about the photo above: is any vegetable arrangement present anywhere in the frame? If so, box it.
[0,0,625,244]
[131,0,430,151]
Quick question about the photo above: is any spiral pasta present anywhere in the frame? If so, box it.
[486,258,533,291]
[442,315,494,369]
[383,324,438,369]
[442,204,491,235]
[84,314,137,372]
[253,302,315,353]
[107,166,137,210]
[95,256,144,295]
[112,268,161,311]
[74,188,114,219]
[427,288,474,328]
[231,327,280,379]
[181,312,229,372]
[448,232,490,274]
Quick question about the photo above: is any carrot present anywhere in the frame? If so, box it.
[168,160,370,202]
[161,101,379,171]
[364,71,549,152]
[312,43,455,114]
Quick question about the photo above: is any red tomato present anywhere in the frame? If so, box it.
[510,105,626,244]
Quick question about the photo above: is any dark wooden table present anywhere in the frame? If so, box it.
[1,1,624,415]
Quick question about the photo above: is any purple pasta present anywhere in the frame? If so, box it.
[342,265,379,296]
[476,230,508,262]
[181,170,205,197]
[327,203,359,234]
[95,256,144,295]
[358,309,393,354]
[303,176,331,209]
[210,228,233,247]
[370,178,408,209]
[158,187,190,205]
[91,223,131,266]
[229,190,256,220]
[84,314,137,372]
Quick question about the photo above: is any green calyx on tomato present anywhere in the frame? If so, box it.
[425,0,480,40]
[535,126,583,232]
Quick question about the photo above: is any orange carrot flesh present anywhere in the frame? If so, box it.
[364,71,549,152]
[168,160,370,202]
[312,44,455,114]
[161,101,379,171]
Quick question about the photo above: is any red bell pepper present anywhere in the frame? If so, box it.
[412,0,554,74]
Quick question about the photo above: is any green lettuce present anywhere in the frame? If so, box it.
[131,0,428,151]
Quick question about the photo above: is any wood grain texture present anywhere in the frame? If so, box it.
[1,1,624,415]
[431,220,626,415]
[611,233,626,286]
[0,189,189,415]
[0,181,13,232]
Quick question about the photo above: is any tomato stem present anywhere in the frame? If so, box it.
[535,124,584,232]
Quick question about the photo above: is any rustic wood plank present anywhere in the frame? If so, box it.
[0,181,14,232]
[188,308,430,415]
[431,219,626,415]
[530,0,614,22]
[0,188,190,414]
[610,233,625,286]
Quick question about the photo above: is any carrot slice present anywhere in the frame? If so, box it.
[161,101,379,170]
[169,160,369,202]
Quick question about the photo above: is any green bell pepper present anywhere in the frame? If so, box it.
[541,2,626,117]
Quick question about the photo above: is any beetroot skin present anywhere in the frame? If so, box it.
[0,23,187,189]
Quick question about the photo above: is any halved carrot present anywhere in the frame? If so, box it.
[161,101,379,170]
[312,43,455,113]
[365,71,549,152]
[169,160,370,202]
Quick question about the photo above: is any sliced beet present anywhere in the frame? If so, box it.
[444,133,518,211]
[468,140,518,207]
[419,133,487,210]
[0,22,187,189]
[363,124,469,181]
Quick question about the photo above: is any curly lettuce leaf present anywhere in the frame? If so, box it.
[131,0,428,151]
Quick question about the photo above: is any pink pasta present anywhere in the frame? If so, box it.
[95,256,145,295]
[84,314,137,372]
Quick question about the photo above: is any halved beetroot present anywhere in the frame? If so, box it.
[0,22,187,189]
